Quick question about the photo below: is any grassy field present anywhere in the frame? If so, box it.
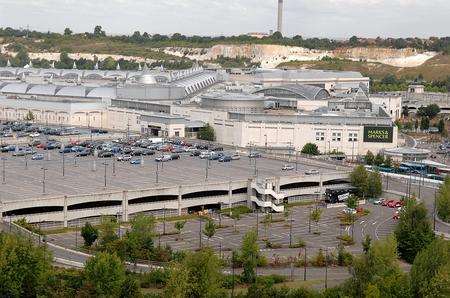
[278,54,450,81]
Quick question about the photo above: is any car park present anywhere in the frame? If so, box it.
[98,151,113,158]
[155,155,171,162]
[142,149,155,156]
[130,159,142,165]
[59,147,72,154]
[281,164,294,171]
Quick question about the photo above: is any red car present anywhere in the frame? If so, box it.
[381,199,389,206]
[387,200,399,208]
[394,201,404,208]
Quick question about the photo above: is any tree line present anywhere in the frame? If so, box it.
[2,26,450,53]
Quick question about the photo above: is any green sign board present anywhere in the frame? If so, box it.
[363,126,393,143]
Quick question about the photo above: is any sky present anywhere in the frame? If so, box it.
[0,0,449,38]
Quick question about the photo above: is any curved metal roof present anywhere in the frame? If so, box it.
[1,83,30,94]
[56,86,87,97]
[27,84,57,96]
[87,87,116,99]
[254,84,330,100]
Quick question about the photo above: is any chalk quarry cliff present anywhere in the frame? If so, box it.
[163,44,437,68]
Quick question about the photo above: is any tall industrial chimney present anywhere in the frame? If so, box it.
[277,0,283,34]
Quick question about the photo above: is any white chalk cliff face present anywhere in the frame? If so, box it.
[1,42,437,69]
[163,44,438,68]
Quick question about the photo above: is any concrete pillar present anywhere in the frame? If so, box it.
[178,186,182,216]
[122,191,128,222]
[247,178,253,208]
[275,177,281,193]
[319,175,324,201]
[0,200,3,223]
[63,196,68,228]
[228,181,233,209]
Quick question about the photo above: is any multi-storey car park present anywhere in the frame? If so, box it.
[0,65,401,226]
[0,148,350,228]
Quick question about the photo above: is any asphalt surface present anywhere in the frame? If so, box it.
[0,149,335,202]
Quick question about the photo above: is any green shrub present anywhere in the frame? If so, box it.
[140,269,170,288]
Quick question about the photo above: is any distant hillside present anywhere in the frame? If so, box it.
[278,54,450,81]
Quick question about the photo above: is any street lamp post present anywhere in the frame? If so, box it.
[2,157,6,184]
[41,167,47,194]
[62,152,65,177]
[102,162,108,189]
[156,162,159,184]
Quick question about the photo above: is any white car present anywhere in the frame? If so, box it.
[29,132,40,138]
[281,164,294,171]
[305,169,320,175]
[343,208,357,215]
[231,153,241,160]
[117,154,132,162]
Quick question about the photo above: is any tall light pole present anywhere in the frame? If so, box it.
[41,167,47,194]
[62,151,65,177]
[102,162,108,189]
[2,157,6,184]
[156,162,159,184]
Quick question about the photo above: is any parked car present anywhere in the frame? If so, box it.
[219,156,232,162]
[305,169,319,175]
[387,200,397,208]
[31,153,44,161]
[76,149,91,157]
[190,150,201,157]
[282,164,294,171]
[155,155,171,162]
[231,153,241,160]
[248,152,261,158]
[343,208,357,215]
[372,198,383,205]
[130,159,142,165]
[170,154,180,160]
[59,147,72,154]
[393,211,400,220]
[98,151,113,158]
[117,154,132,162]
[211,146,224,152]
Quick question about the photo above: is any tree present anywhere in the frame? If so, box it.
[374,153,384,166]
[24,110,35,122]
[165,248,224,298]
[346,195,358,210]
[174,220,186,235]
[349,35,359,46]
[384,156,393,168]
[349,235,411,297]
[310,208,322,234]
[362,235,372,254]
[350,165,368,197]
[203,218,216,244]
[301,143,320,155]
[83,252,126,297]
[64,27,72,36]
[365,150,375,165]
[81,222,98,247]
[240,229,260,283]
[418,104,441,119]
[271,31,283,40]
[420,116,430,130]
[0,233,52,297]
[367,171,383,198]
[410,238,450,297]
[198,124,215,141]
[394,198,435,263]
[98,216,119,252]
[14,48,30,67]
[437,177,450,223]
[93,25,105,37]
[124,214,156,261]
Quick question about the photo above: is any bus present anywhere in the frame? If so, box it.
[325,187,358,204]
